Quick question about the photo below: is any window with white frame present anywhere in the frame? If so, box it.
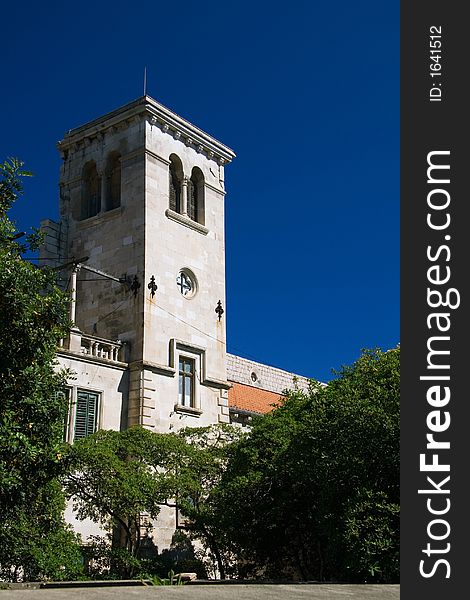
[74,390,100,441]
[178,357,195,407]
[171,339,204,415]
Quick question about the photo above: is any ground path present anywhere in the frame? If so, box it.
[1,583,400,599]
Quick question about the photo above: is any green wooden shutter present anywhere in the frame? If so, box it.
[74,390,99,440]
[61,389,71,441]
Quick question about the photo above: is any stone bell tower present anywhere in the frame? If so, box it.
[46,96,236,432]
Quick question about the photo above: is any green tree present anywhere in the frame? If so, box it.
[175,424,242,579]
[208,347,400,582]
[64,424,241,580]
[63,426,193,577]
[0,481,84,582]
[0,158,82,581]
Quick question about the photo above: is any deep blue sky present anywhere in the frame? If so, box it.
[1,1,399,383]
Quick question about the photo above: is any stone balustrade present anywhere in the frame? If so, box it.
[59,331,125,364]
[80,334,123,362]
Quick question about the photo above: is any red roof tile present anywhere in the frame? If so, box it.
[228,382,284,415]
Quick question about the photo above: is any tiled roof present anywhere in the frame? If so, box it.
[227,353,311,394]
[228,382,284,415]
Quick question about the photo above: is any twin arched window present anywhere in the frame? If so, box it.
[169,154,183,213]
[81,161,101,220]
[188,167,204,223]
[169,154,205,225]
[105,152,121,211]
[80,153,121,220]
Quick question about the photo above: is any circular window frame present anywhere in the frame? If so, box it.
[176,268,198,299]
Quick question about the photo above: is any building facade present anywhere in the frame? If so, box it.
[40,96,310,547]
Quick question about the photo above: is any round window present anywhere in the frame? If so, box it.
[176,269,197,298]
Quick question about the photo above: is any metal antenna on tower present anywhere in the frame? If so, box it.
[143,66,147,96]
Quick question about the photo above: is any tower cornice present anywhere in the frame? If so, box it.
[57,96,236,165]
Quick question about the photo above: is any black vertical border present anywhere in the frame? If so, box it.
[401,3,468,598]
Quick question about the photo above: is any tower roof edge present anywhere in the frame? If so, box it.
[57,95,236,165]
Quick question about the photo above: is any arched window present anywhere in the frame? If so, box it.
[169,154,183,213]
[188,167,205,224]
[105,152,121,211]
[81,161,101,220]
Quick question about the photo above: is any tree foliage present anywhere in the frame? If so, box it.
[63,424,242,579]
[175,424,243,579]
[63,426,196,576]
[0,481,84,582]
[199,348,400,582]
[0,158,70,507]
[0,159,81,581]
